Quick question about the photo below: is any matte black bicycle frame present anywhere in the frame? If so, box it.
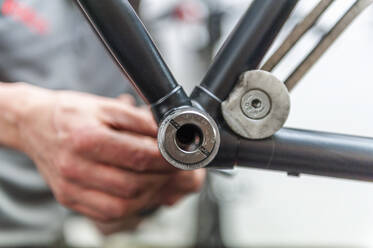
[75,0,373,182]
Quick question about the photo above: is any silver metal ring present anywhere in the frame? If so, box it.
[158,107,220,170]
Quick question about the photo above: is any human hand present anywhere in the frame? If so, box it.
[17,85,205,229]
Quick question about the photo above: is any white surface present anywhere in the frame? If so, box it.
[64,217,103,247]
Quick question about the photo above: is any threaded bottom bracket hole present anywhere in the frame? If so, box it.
[175,124,203,153]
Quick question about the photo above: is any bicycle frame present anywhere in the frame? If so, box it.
[75,0,373,181]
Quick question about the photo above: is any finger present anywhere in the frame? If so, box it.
[140,104,150,111]
[165,169,206,193]
[158,169,206,205]
[71,203,107,221]
[99,101,157,137]
[77,127,177,173]
[117,94,136,106]
[65,182,164,222]
[94,216,143,235]
[163,193,185,207]
[62,158,171,199]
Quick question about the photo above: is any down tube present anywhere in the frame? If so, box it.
[75,0,191,121]
[191,0,298,117]
[237,128,373,181]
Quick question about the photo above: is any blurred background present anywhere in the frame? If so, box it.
[64,0,373,247]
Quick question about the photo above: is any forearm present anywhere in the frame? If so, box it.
[0,82,51,152]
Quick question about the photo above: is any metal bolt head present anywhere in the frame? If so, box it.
[240,89,271,120]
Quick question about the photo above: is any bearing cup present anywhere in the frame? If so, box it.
[158,107,220,170]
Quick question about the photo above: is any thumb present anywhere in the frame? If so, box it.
[101,100,158,137]
[117,94,136,106]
